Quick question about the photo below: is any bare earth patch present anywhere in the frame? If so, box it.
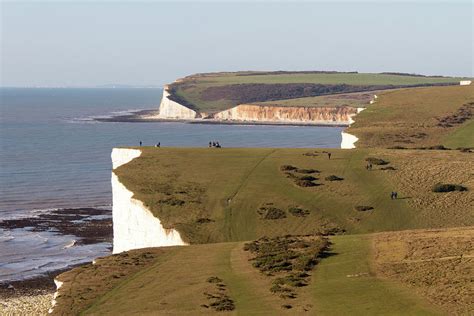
[372,227,474,315]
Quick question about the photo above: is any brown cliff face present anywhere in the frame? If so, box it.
[212,104,359,124]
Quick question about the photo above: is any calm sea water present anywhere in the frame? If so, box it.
[0,87,343,281]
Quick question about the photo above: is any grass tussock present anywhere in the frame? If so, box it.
[354,205,374,212]
[288,207,310,217]
[432,183,467,193]
[325,175,344,181]
[257,206,287,220]
[365,157,390,165]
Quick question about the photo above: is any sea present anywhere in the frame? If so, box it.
[0,87,344,282]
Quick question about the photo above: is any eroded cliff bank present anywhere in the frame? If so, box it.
[111,148,187,254]
[212,104,359,125]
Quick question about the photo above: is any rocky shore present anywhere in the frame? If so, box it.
[0,275,56,315]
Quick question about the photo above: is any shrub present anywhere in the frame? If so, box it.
[296,168,319,174]
[207,276,223,283]
[387,146,407,149]
[288,207,310,217]
[209,296,235,311]
[280,165,297,171]
[325,175,344,181]
[196,218,214,224]
[294,179,317,187]
[158,197,185,206]
[365,157,389,165]
[257,207,287,220]
[380,166,396,170]
[299,175,317,181]
[432,183,467,192]
[354,205,374,212]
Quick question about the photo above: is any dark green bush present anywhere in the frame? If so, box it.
[380,166,396,170]
[280,165,297,171]
[257,207,287,220]
[365,157,389,165]
[299,175,317,181]
[354,205,374,212]
[296,168,319,174]
[432,183,467,192]
[325,175,344,181]
[295,179,317,187]
[288,207,310,217]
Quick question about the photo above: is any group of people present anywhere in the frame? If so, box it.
[209,141,222,148]
[390,191,399,200]
[365,163,373,170]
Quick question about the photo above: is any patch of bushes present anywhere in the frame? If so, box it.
[387,146,407,150]
[244,235,329,300]
[257,206,287,220]
[458,147,473,153]
[158,197,185,206]
[365,157,389,165]
[207,276,222,283]
[380,166,396,170]
[325,175,344,181]
[432,183,467,193]
[299,175,318,181]
[416,145,451,150]
[296,168,319,174]
[280,165,297,171]
[288,207,310,217]
[295,179,317,187]
[196,218,214,224]
[203,277,235,311]
[354,205,374,212]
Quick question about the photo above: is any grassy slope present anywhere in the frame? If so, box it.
[254,90,377,108]
[442,119,474,148]
[348,85,474,148]
[312,235,440,315]
[54,233,443,315]
[115,147,473,245]
[172,72,466,113]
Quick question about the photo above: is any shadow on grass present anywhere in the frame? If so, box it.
[318,251,338,259]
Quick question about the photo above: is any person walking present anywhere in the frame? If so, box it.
[139,141,142,146]
[328,152,332,160]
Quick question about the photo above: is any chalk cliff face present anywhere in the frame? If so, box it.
[111,148,187,254]
[157,86,198,119]
[341,106,368,149]
[213,104,358,125]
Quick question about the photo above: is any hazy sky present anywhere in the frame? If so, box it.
[1,1,472,87]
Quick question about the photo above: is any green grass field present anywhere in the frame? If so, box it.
[115,147,473,244]
[171,72,468,113]
[348,85,474,148]
[53,233,446,315]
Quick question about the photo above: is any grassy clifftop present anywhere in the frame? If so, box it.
[168,71,466,113]
[115,147,473,244]
[347,85,474,148]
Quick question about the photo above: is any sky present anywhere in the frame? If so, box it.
[1,1,472,87]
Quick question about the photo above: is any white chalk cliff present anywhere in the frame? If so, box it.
[111,148,187,254]
[157,86,198,119]
[341,100,372,149]
[212,104,358,125]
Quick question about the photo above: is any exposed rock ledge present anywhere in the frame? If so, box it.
[212,104,358,125]
[111,148,187,254]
